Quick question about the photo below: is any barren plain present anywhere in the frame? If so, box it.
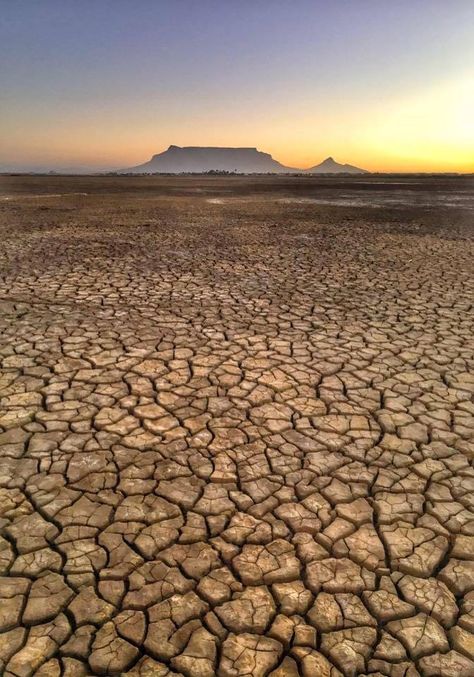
[0,174,473,677]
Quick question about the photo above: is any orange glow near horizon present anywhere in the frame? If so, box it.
[2,3,473,174]
[3,74,473,173]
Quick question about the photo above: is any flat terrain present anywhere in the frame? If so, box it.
[0,175,473,677]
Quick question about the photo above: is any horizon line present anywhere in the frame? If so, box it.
[2,144,473,175]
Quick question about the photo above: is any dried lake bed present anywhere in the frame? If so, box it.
[0,174,473,676]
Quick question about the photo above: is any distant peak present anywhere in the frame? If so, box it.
[168,145,181,150]
[304,155,367,174]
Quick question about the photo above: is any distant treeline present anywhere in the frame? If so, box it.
[102,171,470,178]
[1,171,472,177]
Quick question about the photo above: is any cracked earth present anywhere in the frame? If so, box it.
[0,175,473,677]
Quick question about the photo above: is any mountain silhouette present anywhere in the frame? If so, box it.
[121,145,297,174]
[119,146,367,174]
[304,156,367,174]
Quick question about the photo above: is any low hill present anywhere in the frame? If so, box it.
[304,157,367,174]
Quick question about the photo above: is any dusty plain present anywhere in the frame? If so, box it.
[0,174,473,676]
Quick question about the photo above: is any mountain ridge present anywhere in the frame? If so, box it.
[119,146,366,174]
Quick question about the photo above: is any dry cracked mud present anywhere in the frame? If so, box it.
[0,174,473,677]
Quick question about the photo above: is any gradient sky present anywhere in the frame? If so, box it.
[1,0,473,172]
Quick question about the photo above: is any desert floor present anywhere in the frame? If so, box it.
[0,175,473,676]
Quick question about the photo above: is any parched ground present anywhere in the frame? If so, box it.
[0,175,473,677]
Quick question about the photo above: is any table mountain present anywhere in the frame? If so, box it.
[120,145,297,174]
[119,146,367,174]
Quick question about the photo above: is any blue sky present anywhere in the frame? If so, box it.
[1,0,473,170]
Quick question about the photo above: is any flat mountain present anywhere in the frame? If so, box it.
[305,156,367,174]
[119,146,367,175]
[120,145,296,174]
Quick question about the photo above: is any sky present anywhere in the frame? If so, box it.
[1,0,473,172]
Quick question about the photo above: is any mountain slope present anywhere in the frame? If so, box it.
[304,157,367,174]
[120,145,296,174]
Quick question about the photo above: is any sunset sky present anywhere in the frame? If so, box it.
[1,0,473,172]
